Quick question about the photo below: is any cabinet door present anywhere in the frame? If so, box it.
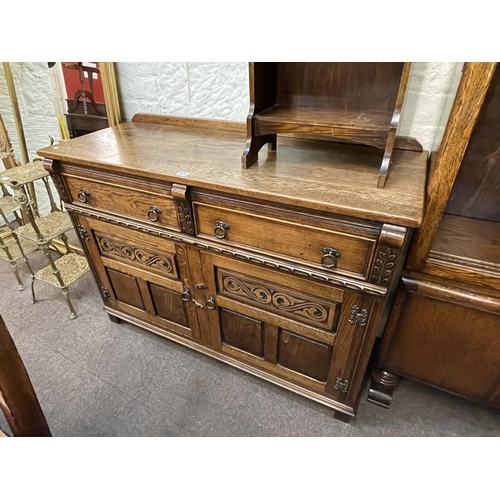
[75,215,201,341]
[200,251,378,401]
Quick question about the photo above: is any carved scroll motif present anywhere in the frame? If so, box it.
[222,273,330,326]
[97,235,175,275]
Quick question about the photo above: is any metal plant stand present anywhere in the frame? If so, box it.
[0,160,89,318]
[0,190,36,290]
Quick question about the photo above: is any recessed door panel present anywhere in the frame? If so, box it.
[107,268,145,310]
[278,329,332,382]
[220,308,264,357]
[150,283,189,328]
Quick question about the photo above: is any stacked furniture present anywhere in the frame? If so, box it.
[38,100,427,420]
[368,62,500,410]
[0,160,89,318]
[0,191,36,290]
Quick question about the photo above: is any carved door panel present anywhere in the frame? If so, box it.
[74,214,201,341]
[200,251,377,400]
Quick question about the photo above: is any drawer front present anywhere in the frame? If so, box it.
[201,251,377,400]
[63,171,179,230]
[193,201,378,280]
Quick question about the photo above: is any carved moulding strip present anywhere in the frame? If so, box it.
[172,183,194,235]
[221,272,331,327]
[43,158,70,203]
[96,234,175,275]
[370,247,397,286]
[369,223,407,288]
[67,204,388,297]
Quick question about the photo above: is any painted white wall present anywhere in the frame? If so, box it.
[115,62,464,151]
[0,62,61,215]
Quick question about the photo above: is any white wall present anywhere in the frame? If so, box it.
[116,62,464,151]
[0,62,61,215]
[0,63,60,159]
[400,62,463,150]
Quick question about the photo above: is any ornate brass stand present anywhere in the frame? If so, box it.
[0,160,89,318]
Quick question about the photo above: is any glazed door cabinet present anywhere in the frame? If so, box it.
[74,215,202,341]
[200,251,379,406]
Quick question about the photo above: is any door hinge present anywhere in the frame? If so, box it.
[348,304,369,327]
[101,286,111,301]
[334,377,350,393]
[78,225,90,241]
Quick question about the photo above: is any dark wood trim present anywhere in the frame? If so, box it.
[132,113,246,133]
[0,315,51,437]
[367,369,401,408]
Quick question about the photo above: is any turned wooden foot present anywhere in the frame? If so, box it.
[367,368,401,408]
[108,313,122,324]
[333,410,353,423]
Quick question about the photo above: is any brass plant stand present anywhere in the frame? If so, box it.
[0,160,89,318]
[0,201,36,290]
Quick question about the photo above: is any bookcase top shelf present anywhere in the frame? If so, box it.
[243,62,412,187]
[256,106,393,131]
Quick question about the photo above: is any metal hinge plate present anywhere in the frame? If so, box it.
[348,304,369,327]
[334,377,350,393]
[101,286,111,301]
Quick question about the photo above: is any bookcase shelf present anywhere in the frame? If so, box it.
[243,62,412,188]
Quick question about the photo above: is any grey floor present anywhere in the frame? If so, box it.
[1,237,499,437]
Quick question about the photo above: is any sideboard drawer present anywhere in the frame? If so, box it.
[193,201,378,280]
[62,169,179,231]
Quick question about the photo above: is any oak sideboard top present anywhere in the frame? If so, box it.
[38,115,428,228]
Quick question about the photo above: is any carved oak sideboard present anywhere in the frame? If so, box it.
[38,114,427,421]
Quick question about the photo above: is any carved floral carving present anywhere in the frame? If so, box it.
[176,201,194,235]
[370,247,397,286]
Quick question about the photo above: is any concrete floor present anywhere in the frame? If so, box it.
[1,240,499,437]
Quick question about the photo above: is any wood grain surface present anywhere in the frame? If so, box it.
[376,274,500,408]
[406,62,497,268]
[445,65,500,223]
[0,315,51,436]
[38,119,428,227]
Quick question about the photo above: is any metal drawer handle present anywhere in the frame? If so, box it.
[78,189,91,203]
[181,286,191,302]
[206,294,216,310]
[148,206,162,222]
[321,248,341,269]
[214,221,230,239]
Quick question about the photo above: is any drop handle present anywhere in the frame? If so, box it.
[206,295,216,310]
[321,248,341,269]
[181,286,191,302]
[148,206,162,222]
[214,221,230,239]
[78,189,91,203]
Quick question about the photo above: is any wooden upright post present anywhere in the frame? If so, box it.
[0,315,51,437]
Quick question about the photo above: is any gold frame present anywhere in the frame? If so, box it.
[99,62,122,127]
[2,63,29,165]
